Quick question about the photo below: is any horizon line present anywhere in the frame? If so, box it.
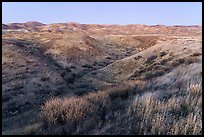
[2,21,202,27]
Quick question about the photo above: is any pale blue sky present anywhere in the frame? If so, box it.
[2,2,202,25]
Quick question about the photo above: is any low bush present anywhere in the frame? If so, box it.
[185,57,199,64]
[134,55,142,60]
[190,52,202,57]
[159,51,167,57]
[106,56,112,60]
[41,97,98,134]
[145,55,157,64]
[144,70,165,80]
[169,60,180,67]
[82,64,93,68]
[176,58,185,64]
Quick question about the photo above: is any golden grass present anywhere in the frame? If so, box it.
[41,91,112,134]
[41,97,97,126]
[40,77,202,135]
[128,82,202,135]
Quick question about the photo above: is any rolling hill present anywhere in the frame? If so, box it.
[2,22,202,135]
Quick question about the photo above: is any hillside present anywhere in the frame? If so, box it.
[2,22,202,135]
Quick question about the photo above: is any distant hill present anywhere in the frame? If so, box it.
[2,22,202,36]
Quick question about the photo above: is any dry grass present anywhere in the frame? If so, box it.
[2,123,43,135]
[128,82,202,135]
[40,83,136,134]
[41,91,112,134]
[41,97,98,134]
[40,74,202,135]
[188,82,202,96]
[2,23,202,135]
[84,91,111,114]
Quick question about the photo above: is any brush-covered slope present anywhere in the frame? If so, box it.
[83,35,202,85]
[40,34,202,135]
[2,22,202,135]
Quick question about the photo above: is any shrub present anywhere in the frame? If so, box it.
[65,67,71,72]
[169,52,174,56]
[64,73,76,83]
[190,52,202,57]
[74,89,88,96]
[61,71,66,77]
[82,64,93,68]
[41,97,97,133]
[159,51,167,57]
[40,77,49,81]
[74,84,96,96]
[145,55,157,64]
[84,91,111,119]
[90,71,97,75]
[131,68,145,78]
[153,70,165,77]
[108,85,131,100]
[144,70,165,80]
[134,55,142,60]
[106,56,112,60]
[169,60,180,67]
[160,58,172,65]
[12,85,24,90]
[185,57,199,64]
[174,56,199,65]
[176,58,185,64]
[41,90,113,134]
[70,65,76,69]
[144,72,153,80]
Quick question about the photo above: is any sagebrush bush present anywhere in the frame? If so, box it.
[41,91,113,134]
[190,52,202,57]
[159,51,167,57]
[169,60,180,67]
[41,96,97,133]
[174,56,199,65]
[143,70,165,80]
[185,56,199,64]
[145,55,157,63]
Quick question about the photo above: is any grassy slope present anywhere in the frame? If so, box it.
[40,36,202,135]
[2,25,202,135]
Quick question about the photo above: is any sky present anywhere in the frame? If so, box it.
[2,2,202,25]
